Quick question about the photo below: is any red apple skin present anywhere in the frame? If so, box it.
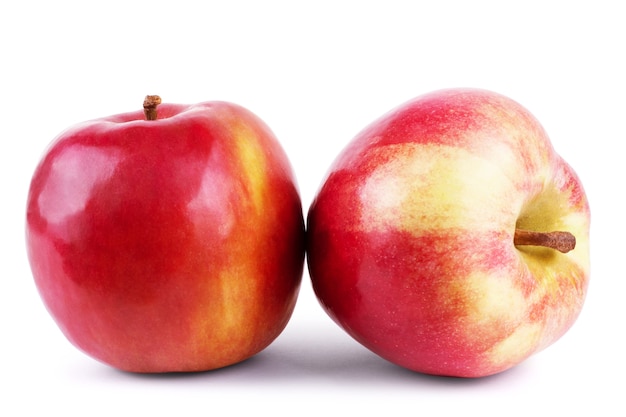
[307,88,590,378]
[26,101,305,373]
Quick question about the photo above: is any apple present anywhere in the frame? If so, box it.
[306,88,590,378]
[26,96,305,373]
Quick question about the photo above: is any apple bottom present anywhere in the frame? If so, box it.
[29,227,303,373]
[309,228,587,378]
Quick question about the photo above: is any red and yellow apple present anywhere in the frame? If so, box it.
[26,96,305,373]
[306,88,590,378]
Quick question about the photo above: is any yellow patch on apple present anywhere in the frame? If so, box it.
[462,271,528,329]
[359,143,521,234]
[445,271,544,372]
[487,321,543,371]
[231,121,268,213]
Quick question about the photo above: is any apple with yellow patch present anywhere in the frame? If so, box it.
[26,96,305,372]
[306,88,590,378]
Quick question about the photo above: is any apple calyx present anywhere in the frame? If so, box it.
[143,95,162,121]
[514,229,576,253]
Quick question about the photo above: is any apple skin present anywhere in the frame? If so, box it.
[306,88,590,378]
[26,100,305,373]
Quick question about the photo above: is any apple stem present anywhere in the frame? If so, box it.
[514,229,576,253]
[143,95,162,121]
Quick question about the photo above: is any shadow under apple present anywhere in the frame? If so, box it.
[87,316,533,389]
[124,318,533,389]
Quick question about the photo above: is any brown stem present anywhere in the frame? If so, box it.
[143,95,162,121]
[514,229,576,253]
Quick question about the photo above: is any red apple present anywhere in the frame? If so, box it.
[26,96,305,373]
[306,88,590,378]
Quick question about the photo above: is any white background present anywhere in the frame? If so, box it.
[2,1,623,415]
